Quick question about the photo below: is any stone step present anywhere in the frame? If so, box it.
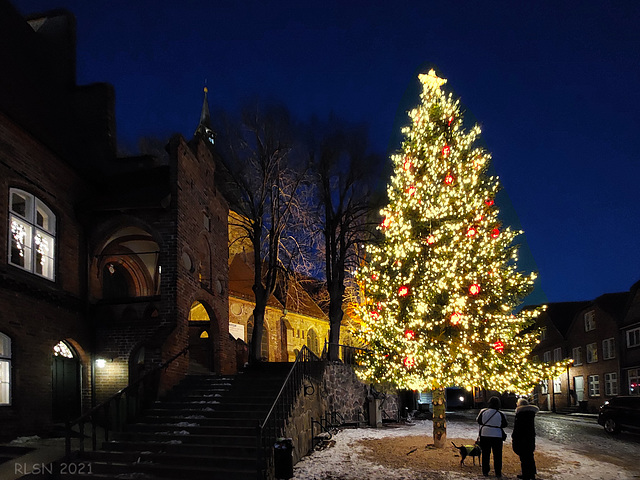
[81,449,258,469]
[123,422,257,436]
[102,439,257,457]
[58,459,257,480]
[137,415,259,427]
[112,431,258,446]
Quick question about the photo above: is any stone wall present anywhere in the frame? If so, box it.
[322,362,399,425]
[279,362,400,471]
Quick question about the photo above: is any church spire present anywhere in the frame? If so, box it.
[194,85,215,144]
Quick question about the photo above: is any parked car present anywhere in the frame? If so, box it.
[597,396,640,434]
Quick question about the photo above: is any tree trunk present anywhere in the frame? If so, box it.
[327,300,344,362]
[432,387,447,448]
[250,297,268,364]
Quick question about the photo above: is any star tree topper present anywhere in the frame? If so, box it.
[419,69,447,93]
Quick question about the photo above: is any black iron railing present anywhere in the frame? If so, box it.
[257,346,323,479]
[65,346,189,457]
[323,342,370,365]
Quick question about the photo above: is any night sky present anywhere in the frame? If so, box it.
[15,0,640,304]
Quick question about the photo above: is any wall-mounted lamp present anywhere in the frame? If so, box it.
[95,358,107,368]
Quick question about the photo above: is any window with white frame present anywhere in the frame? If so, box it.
[629,369,640,396]
[540,327,547,341]
[572,346,582,366]
[0,333,11,405]
[604,373,618,396]
[540,379,548,394]
[543,351,551,364]
[586,343,598,363]
[553,347,562,362]
[588,375,600,397]
[9,189,56,280]
[602,338,615,360]
[627,327,640,348]
[584,310,596,332]
[553,376,562,393]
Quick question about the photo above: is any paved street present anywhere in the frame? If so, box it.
[454,409,640,473]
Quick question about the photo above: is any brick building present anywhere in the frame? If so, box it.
[0,3,236,440]
[531,287,639,413]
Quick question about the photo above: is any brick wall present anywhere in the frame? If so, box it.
[0,113,91,439]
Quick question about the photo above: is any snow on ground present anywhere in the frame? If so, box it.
[292,419,637,480]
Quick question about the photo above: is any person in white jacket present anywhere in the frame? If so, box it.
[476,396,508,477]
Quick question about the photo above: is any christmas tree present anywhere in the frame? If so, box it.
[355,70,565,446]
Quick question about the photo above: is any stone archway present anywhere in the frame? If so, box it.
[188,301,215,371]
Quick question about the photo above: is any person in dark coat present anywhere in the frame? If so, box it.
[511,398,539,480]
[476,396,508,478]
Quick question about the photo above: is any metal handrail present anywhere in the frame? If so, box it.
[65,346,189,457]
[256,346,323,478]
[323,342,370,365]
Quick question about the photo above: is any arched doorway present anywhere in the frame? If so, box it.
[188,301,214,371]
[52,340,81,422]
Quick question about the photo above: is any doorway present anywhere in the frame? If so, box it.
[574,376,585,402]
[52,341,81,422]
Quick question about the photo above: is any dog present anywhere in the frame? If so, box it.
[451,441,481,466]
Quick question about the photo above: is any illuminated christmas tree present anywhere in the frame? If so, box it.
[356,70,565,446]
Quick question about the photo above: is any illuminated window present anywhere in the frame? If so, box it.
[629,369,639,396]
[53,341,74,359]
[540,379,548,394]
[586,343,598,363]
[553,376,562,393]
[588,375,600,397]
[9,189,56,280]
[0,333,11,405]
[200,331,209,338]
[584,310,595,332]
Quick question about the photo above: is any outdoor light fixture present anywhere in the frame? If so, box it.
[95,358,107,368]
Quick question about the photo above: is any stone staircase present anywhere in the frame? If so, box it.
[54,363,293,480]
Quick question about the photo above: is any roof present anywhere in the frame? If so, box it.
[593,291,629,320]
[543,301,591,337]
[228,254,282,308]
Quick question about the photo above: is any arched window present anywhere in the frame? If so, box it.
[9,189,56,280]
[307,328,319,355]
[0,333,11,405]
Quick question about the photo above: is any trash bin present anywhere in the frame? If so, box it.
[274,437,294,479]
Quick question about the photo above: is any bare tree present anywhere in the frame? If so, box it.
[307,118,385,361]
[214,101,312,363]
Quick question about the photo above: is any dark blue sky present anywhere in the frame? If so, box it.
[16,0,640,303]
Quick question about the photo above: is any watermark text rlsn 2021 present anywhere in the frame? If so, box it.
[14,462,93,475]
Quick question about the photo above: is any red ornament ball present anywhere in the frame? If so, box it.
[398,285,410,297]
[493,340,505,353]
[444,173,455,185]
[469,283,481,296]
[450,312,462,325]
[491,228,500,238]
[442,145,451,157]
[485,199,494,207]
[466,226,478,238]
[426,234,436,245]
[404,356,415,368]
[404,329,415,340]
